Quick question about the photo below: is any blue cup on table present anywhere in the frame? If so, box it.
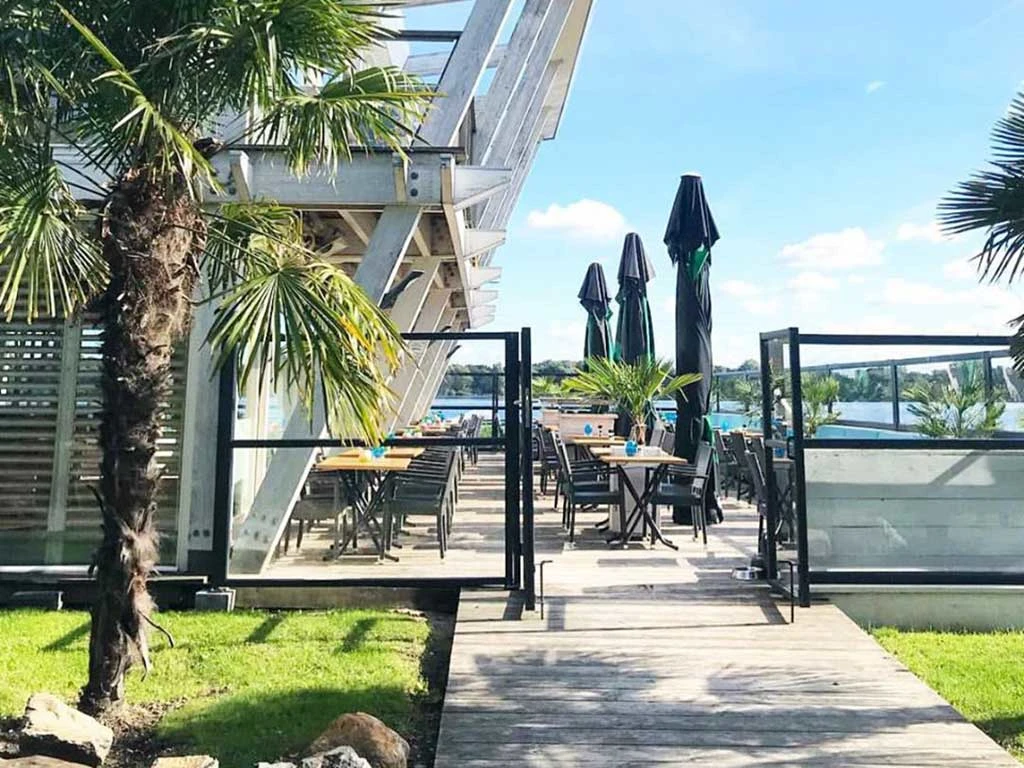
[625,440,638,457]
[371,446,387,459]
[583,423,593,436]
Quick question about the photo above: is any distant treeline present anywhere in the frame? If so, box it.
[438,360,579,396]
[714,359,1020,406]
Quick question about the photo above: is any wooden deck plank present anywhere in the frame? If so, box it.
[431,456,1019,768]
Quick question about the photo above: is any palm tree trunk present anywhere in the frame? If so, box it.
[80,168,202,714]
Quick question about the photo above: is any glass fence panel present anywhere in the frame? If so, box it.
[805,447,1024,572]
[227,443,508,581]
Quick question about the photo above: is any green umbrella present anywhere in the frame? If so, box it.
[579,262,613,359]
[614,233,655,364]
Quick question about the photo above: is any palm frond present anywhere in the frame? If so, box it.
[565,357,702,432]
[939,90,1024,283]
[0,142,105,321]
[252,67,431,173]
[58,5,215,194]
[204,206,403,442]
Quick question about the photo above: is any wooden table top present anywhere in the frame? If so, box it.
[566,435,625,446]
[599,452,689,467]
[339,447,425,459]
[315,455,413,472]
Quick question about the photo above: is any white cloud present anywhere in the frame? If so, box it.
[779,228,885,271]
[788,271,839,294]
[865,80,886,94]
[742,298,780,316]
[848,274,867,285]
[896,220,953,243]
[719,279,760,298]
[942,258,979,281]
[881,278,1019,317]
[525,199,628,242]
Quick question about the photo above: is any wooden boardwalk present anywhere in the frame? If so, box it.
[434,464,1018,766]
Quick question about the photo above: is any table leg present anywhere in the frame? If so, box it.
[620,465,678,550]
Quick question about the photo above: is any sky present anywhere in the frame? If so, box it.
[411,0,1024,367]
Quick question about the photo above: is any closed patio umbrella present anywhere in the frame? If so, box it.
[664,173,720,524]
[578,262,613,359]
[614,232,655,364]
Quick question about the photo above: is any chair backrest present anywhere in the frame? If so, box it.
[713,429,729,457]
[659,429,675,454]
[745,451,767,512]
[689,442,714,498]
[650,422,666,450]
[727,432,749,463]
[551,430,573,480]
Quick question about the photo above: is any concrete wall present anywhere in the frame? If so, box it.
[825,587,1024,631]
[804,448,1024,571]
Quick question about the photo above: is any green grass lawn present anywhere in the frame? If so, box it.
[874,628,1024,761]
[0,609,429,768]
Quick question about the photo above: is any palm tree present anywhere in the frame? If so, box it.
[903,368,1005,438]
[0,1,429,713]
[564,357,702,443]
[939,89,1024,367]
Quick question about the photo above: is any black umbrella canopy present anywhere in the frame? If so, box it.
[579,262,613,359]
[614,233,656,364]
[665,173,720,466]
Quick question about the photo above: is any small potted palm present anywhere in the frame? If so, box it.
[564,357,702,444]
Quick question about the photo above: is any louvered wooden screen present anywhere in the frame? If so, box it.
[0,314,187,567]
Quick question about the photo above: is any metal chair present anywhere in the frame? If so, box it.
[651,442,714,544]
[552,432,618,544]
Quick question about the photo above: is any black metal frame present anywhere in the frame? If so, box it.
[211,330,530,592]
[759,328,1023,606]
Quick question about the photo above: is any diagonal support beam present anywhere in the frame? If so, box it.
[474,0,554,163]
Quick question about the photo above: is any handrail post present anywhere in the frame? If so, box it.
[211,356,236,587]
[521,328,536,610]
[787,327,810,608]
[890,363,900,429]
[503,334,522,589]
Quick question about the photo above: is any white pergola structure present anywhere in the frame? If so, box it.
[210,0,593,573]
[2,0,592,576]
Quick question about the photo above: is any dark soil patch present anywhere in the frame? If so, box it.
[406,609,456,768]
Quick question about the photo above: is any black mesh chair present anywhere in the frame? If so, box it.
[552,432,618,544]
[651,442,714,544]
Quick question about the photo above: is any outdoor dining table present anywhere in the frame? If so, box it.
[599,450,689,550]
[338,446,425,459]
[314,453,413,562]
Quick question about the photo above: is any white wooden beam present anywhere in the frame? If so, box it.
[469,289,499,306]
[412,217,433,258]
[467,264,502,288]
[463,229,506,258]
[409,339,457,423]
[416,0,515,147]
[353,206,423,302]
[452,166,513,209]
[390,292,453,430]
[474,0,554,163]
[229,150,252,201]
[44,320,81,564]
[177,290,219,571]
[389,259,440,332]
[405,44,507,78]
[339,210,376,246]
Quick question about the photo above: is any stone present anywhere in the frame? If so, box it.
[300,747,371,768]
[150,758,219,768]
[19,695,112,768]
[0,757,91,768]
[306,714,408,768]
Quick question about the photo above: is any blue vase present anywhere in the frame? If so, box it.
[625,440,638,457]
[583,423,593,436]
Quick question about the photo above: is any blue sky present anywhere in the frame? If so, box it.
[411,1,1024,366]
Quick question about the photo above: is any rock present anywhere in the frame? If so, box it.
[150,758,218,768]
[301,747,371,768]
[0,757,92,768]
[306,714,407,768]
[19,695,112,768]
